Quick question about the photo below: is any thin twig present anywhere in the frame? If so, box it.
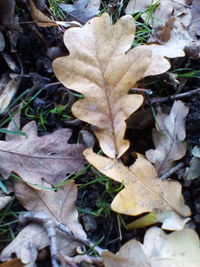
[160,162,184,180]
[149,88,200,105]
[130,88,153,95]
[19,212,105,266]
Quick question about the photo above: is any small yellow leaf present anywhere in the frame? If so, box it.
[84,148,191,217]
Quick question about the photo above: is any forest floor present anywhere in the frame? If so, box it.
[0,0,200,266]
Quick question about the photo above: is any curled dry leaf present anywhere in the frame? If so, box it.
[84,148,191,217]
[53,13,170,158]
[29,0,81,28]
[0,180,86,263]
[146,100,189,175]
[102,226,200,267]
[0,120,86,186]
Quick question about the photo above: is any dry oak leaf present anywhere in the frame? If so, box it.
[0,180,86,263]
[146,100,189,175]
[53,13,170,158]
[102,226,200,267]
[84,148,191,217]
[0,120,86,186]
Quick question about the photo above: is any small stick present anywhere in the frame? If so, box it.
[149,88,200,105]
[130,88,153,95]
[61,253,103,266]
[160,162,184,180]
[19,212,105,264]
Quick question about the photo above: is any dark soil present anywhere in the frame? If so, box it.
[0,0,200,266]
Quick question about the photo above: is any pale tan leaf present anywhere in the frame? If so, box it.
[0,181,86,263]
[53,13,173,158]
[84,148,191,217]
[146,100,189,175]
[0,196,12,210]
[103,239,149,267]
[0,120,86,186]
[102,226,200,267]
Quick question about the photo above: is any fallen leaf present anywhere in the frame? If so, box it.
[53,14,170,158]
[126,0,191,28]
[126,0,200,59]
[127,210,190,230]
[84,148,191,217]
[0,180,86,263]
[0,120,86,186]
[185,146,200,180]
[29,0,81,28]
[0,196,12,210]
[0,74,20,114]
[29,0,57,27]
[102,226,200,267]
[146,100,189,175]
[59,0,100,23]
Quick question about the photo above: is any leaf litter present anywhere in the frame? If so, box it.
[0,116,86,186]
[0,1,200,266]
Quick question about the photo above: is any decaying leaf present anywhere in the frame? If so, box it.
[0,180,86,263]
[102,226,200,267]
[53,13,171,158]
[59,0,100,24]
[146,100,189,175]
[84,148,191,217]
[29,0,81,28]
[0,120,86,186]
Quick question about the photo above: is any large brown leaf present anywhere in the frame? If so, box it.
[84,148,191,217]
[53,14,170,158]
[0,120,86,186]
[0,180,86,263]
